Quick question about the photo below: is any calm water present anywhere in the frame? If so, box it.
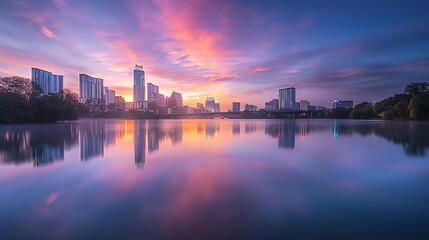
[1,119,429,239]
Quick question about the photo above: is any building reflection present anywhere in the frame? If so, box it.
[0,124,79,167]
[148,124,162,153]
[265,121,296,149]
[205,122,219,138]
[134,121,146,169]
[1,120,428,168]
[245,123,257,134]
[232,122,240,136]
[79,120,105,161]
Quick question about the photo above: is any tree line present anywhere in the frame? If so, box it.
[330,82,429,120]
[0,76,88,123]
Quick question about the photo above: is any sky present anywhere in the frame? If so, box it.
[0,0,428,109]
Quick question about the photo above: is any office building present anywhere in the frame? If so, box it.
[133,65,145,102]
[115,96,125,110]
[333,100,354,109]
[279,87,296,110]
[265,99,279,110]
[31,67,63,95]
[197,103,204,109]
[214,102,220,112]
[104,87,115,105]
[147,83,159,99]
[168,91,183,107]
[232,102,240,112]
[205,97,216,112]
[300,99,309,111]
[155,93,166,108]
[104,87,115,110]
[79,74,104,112]
[245,104,257,111]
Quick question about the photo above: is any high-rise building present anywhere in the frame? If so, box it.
[295,102,301,110]
[147,83,159,99]
[79,74,104,112]
[155,93,166,108]
[205,97,216,112]
[214,102,220,112]
[51,74,63,94]
[133,65,145,102]
[31,67,63,95]
[333,100,354,109]
[300,99,309,111]
[232,102,240,112]
[245,104,257,111]
[168,91,183,107]
[104,87,115,110]
[279,87,296,110]
[104,87,115,105]
[265,99,279,110]
[114,96,125,110]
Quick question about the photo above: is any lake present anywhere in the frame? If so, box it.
[1,119,429,239]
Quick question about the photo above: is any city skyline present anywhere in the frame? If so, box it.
[1,0,429,109]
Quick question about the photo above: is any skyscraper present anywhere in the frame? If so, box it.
[31,67,63,95]
[147,82,159,99]
[232,102,240,112]
[279,87,296,110]
[214,102,220,112]
[104,87,115,110]
[265,99,279,110]
[168,91,183,107]
[133,65,145,102]
[79,74,104,111]
[205,97,216,112]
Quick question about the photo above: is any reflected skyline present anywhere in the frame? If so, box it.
[1,119,429,239]
[1,120,429,169]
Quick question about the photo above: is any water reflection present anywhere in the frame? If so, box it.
[135,121,146,169]
[0,124,78,166]
[1,120,428,169]
[1,119,429,239]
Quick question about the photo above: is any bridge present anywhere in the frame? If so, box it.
[157,110,328,119]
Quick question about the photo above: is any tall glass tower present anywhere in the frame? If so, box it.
[31,67,63,95]
[279,87,296,110]
[133,65,145,102]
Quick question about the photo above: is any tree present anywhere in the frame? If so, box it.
[404,82,429,96]
[409,92,429,120]
[0,92,32,123]
[350,102,376,119]
[374,94,410,120]
[0,76,33,100]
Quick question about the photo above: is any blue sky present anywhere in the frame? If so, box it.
[0,0,428,108]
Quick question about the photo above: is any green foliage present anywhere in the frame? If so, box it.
[374,94,411,120]
[0,92,32,123]
[0,76,86,123]
[0,76,33,100]
[404,82,429,96]
[409,92,429,120]
[330,107,352,119]
[350,102,376,119]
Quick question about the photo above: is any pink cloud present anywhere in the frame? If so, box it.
[39,25,58,39]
